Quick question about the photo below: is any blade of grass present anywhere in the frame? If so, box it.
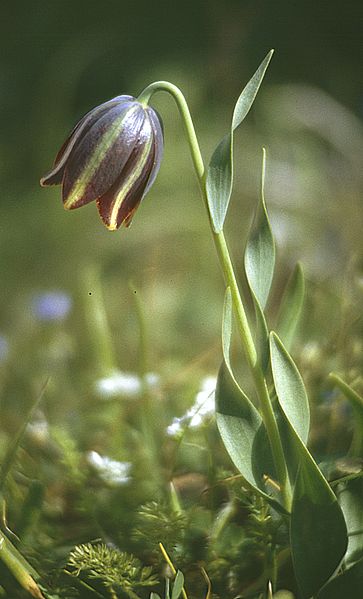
[0,378,50,492]
[159,543,188,599]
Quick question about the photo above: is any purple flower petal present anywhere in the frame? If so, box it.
[40,95,164,230]
[62,102,145,209]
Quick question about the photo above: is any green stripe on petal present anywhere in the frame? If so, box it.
[64,105,139,210]
[108,130,153,231]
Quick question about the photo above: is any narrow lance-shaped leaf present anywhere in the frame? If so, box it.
[171,571,184,599]
[290,442,348,598]
[245,148,275,310]
[276,262,305,350]
[217,289,263,490]
[206,50,274,232]
[0,531,44,598]
[270,332,347,598]
[215,290,286,513]
[252,298,270,372]
[270,332,309,445]
[244,148,275,370]
[268,332,309,486]
[0,378,49,492]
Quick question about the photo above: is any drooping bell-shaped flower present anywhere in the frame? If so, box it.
[40,95,163,230]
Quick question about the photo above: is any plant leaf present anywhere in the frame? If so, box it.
[291,442,348,598]
[216,290,286,513]
[171,571,184,599]
[276,262,305,350]
[221,287,233,366]
[254,298,270,372]
[243,149,274,370]
[270,334,347,597]
[206,50,274,232]
[338,478,363,565]
[0,378,49,492]
[216,361,262,488]
[270,332,310,445]
[216,363,286,514]
[316,557,363,599]
[218,289,264,491]
[245,148,275,310]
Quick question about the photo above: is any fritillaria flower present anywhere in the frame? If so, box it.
[40,95,163,230]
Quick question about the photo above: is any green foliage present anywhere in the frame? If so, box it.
[276,264,305,351]
[50,427,87,486]
[132,502,186,553]
[149,570,184,599]
[0,379,48,493]
[215,290,281,510]
[270,333,310,446]
[170,571,184,599]
[244,149,273,370]
[216,141,352,596]
[244,149,275,312]
[67,543,158,598]
[290,451,347,598]
[206,51,273,232]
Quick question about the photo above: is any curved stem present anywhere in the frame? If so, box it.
[138,82,291,510]
[139,82,206,190]
[139,82,257,365]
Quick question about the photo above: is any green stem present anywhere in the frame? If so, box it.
[129,283,164,492]
[0,379,49,493]
[138,82,291,510]
[328,372,363,457]
[129,282,148,382]
[83,265,119,376]
[0,532,43,598]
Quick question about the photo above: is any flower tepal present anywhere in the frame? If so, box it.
[40,95,163,230]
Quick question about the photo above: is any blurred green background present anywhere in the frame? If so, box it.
[0,0,362,387]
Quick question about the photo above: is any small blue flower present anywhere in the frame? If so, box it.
[0,334,9,362]
[32,291,72,322]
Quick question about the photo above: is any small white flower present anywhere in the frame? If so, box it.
[87,451,131,485]
[167,375,216,436]
[27,420,50,445]
[191,376,216,420]
[167,419,184,436]
[94,370,159,399]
